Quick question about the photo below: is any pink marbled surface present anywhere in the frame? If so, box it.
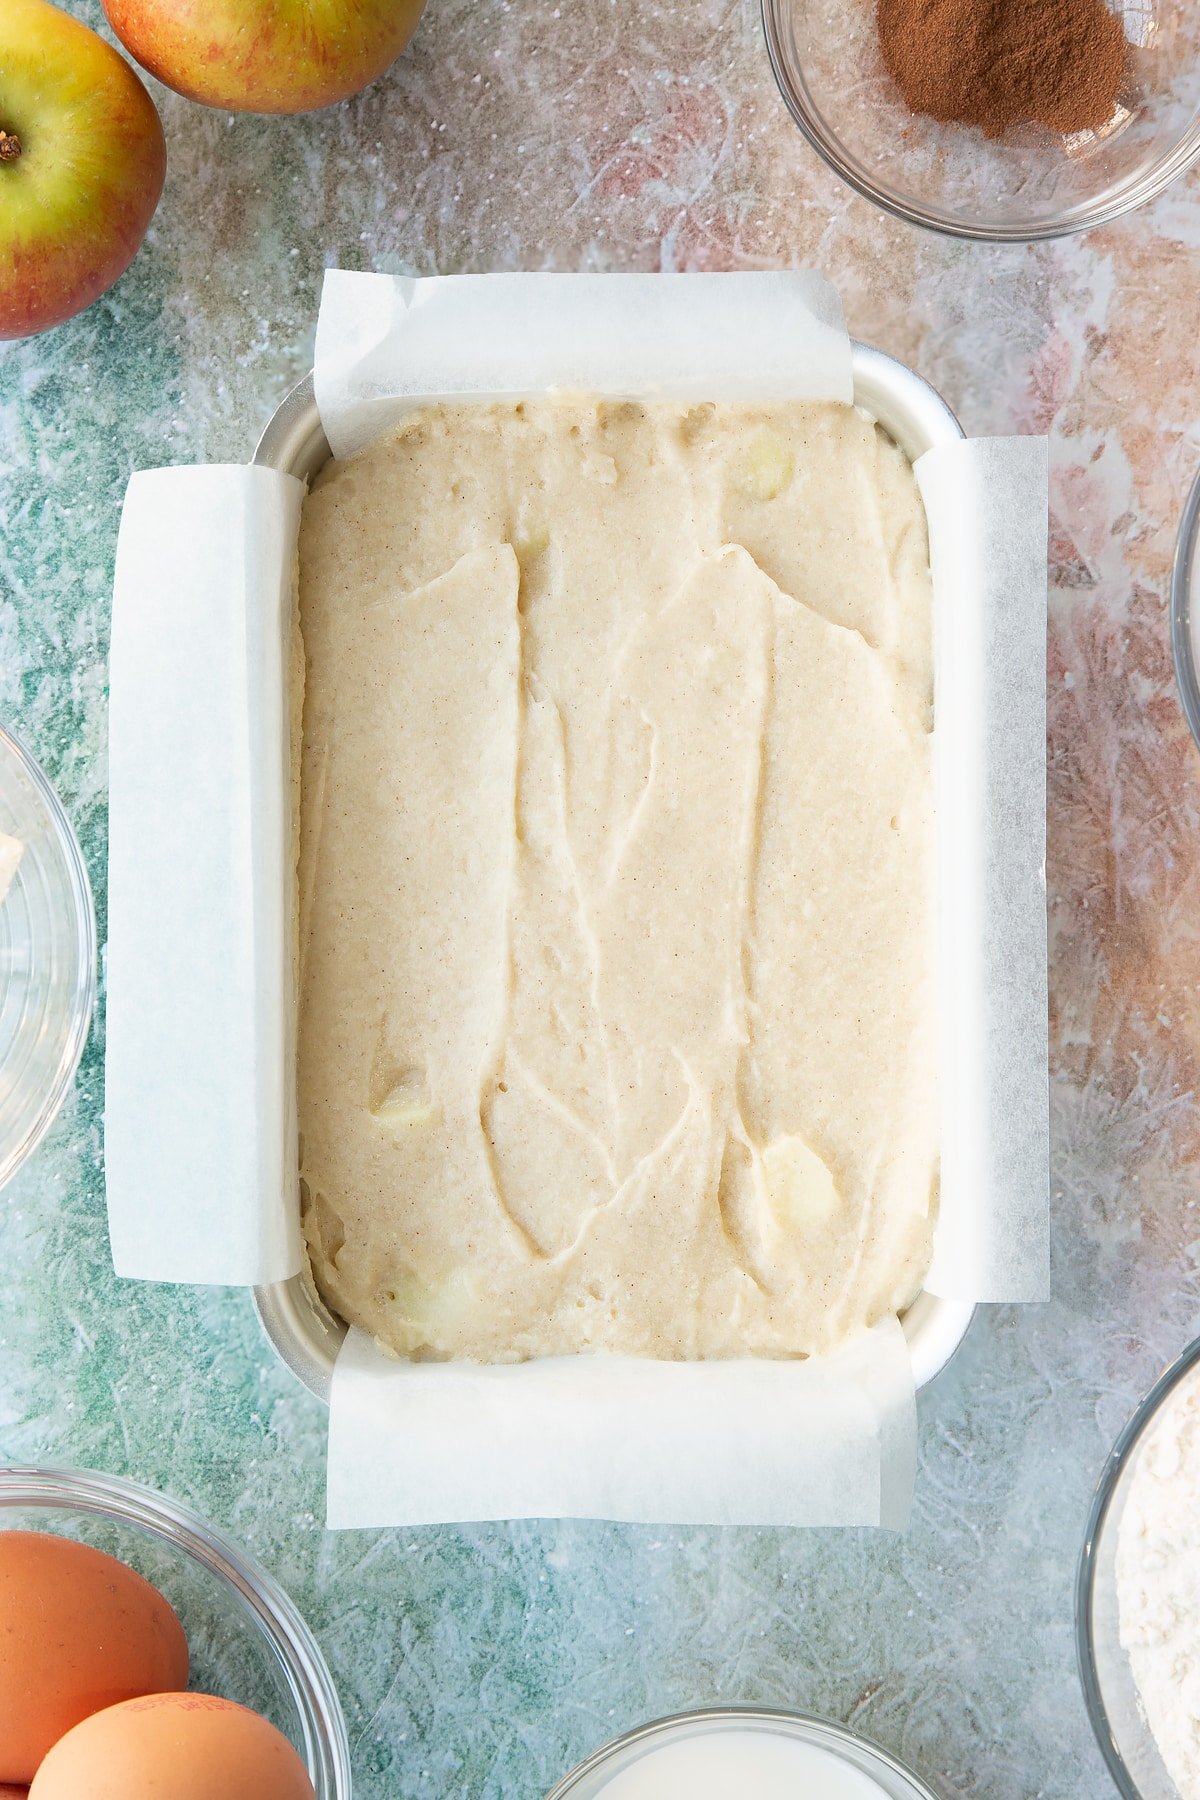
[3,2,1200,1794]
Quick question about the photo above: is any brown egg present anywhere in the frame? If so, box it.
[0,1531,189,1783]
[28,1693,317,1800]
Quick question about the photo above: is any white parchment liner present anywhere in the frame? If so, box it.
[106,271,1048,1528]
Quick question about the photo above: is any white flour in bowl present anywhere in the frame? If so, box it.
[1117,1364,1200,1798]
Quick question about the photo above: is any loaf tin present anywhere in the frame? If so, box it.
[250,343,978,1402]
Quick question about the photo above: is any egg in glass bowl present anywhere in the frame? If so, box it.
[0,1467,352,1800]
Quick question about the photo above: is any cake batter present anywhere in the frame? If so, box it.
[296,398,938,1362]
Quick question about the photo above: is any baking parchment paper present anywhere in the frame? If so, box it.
[106,270,1047,1527]
[108,465,302,1286]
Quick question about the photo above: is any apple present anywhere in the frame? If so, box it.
[0,0,165,341]
[102,0,427,115]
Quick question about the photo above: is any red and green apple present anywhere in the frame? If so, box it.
[102,0,428,115]
[0,0,165,341]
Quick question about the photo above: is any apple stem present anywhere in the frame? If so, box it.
[0,131,21,162]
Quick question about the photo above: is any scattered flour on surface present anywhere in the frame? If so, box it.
[1117,1365,1200,1799]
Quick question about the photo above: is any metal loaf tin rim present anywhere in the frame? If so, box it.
[252,345,977,1405]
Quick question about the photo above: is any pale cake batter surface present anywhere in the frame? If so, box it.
[296,399,938,1362]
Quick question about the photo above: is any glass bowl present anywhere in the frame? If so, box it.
[0,1466,352,1799]
[761,0,1200,241]
[1076,1335,1200,1800]
[0,726,96,1190]
[1171,462,1200,755]
[545,1707,942,1799]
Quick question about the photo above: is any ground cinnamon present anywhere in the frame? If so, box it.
[877,0,1127,139]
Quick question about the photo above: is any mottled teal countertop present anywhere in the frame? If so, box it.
[5,2,1200,1795]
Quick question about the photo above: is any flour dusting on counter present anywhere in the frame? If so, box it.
[296,397,938,1363]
